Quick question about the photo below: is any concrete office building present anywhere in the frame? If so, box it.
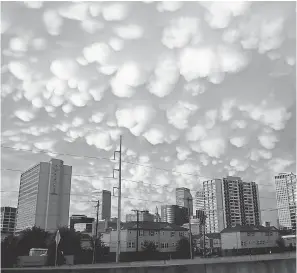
[100,190,111,220]
[161,205,189,226]
[126,210,155,222]
[1,207,17,234]
[275,172,296,232]
[223,176,261,228]
[15,158,72,233]
[176,187,193,216]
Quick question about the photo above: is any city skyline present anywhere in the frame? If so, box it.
[1,1,296,227]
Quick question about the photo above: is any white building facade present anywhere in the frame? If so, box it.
[15,159,72,233]
[275,173,296,232]
[109,222,189,253]
[203,179,225,233]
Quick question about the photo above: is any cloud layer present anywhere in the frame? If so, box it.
[1,1,296,225]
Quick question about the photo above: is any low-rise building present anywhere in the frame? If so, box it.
[282,234,296,248]
[109,221,188,253]
[193,233,221,254]
[220,225,279,255]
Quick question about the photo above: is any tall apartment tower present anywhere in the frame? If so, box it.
[1,207,17,234]
[176,187,193,216]
[203,179,225,233]
[100,190,111,220]
[275,172,296,232]
[15,159,72,233]
[223,176,261,228]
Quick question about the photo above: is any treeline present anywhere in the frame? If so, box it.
[1,226,107,268]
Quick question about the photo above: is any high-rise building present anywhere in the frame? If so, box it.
[15,159,72,233]
[126,210,155,222]
[1,207,17,234]
[223,176,261,228]
[195,191,204,215]
[203,179,225,233]
[176,187,193,216]
[100,190,111,220]
[161,205,189,226]
[200,177,261,233]
[275,172,296,232]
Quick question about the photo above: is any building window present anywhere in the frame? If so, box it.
[150,230,154,236]
[155,242,159,248]
[139,230,144,236]
[127,242,135,248]
[179,232,183,237]
[171,231,175,237]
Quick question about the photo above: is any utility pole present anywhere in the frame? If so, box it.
[113,136,122,263]
[187,198,193,259]
[132,210,140,252]
[92,200,100,264]
[203,193,206,258]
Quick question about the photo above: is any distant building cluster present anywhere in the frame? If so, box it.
[1,158,296,255]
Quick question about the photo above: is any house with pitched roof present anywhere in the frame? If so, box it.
[108,221,189,253]
[220,225,279,255]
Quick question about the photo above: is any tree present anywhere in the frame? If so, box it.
[276,238,285,250]
[142,241,158,253]
[1,234,18,268]
[176,237,194,258]
[91,233,107,262]
[16,226,51,256]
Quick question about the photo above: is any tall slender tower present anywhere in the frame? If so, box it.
[275,173,296,232]
[15,158,72,233]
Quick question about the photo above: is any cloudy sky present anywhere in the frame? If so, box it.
[1,1,296,225]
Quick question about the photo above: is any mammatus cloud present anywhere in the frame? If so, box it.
[1,2,295,225]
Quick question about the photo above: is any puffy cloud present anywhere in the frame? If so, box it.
[90,112,105,123]
[102,3,128,21]
[59,2,89,21]
[162,17,199,49]
[43,9,63,35]
[34,140,55,150]
[148,54,179,97]
[114,25,144,40]
[230,158,249,172]
[9,37,28,52]
[201,2,250,29]
[85,131,113,151]
[231,120,247,129]
[109,37,124,51]
[157,1,183,12]
[14,110,35,122]
[8,62,31,80]
[143,126,165,145]
[240,104,292,130]
[268,158,294,173]
[50,59,79,80]
[166,101,198,129]
[230,136,247,148]
[186,124,207,142]
[68,92,91,107]
[220,99,236,121]
[83,43,111,64]
[176,146,192,161]
[200,138,226,158]
[258,134,278,149]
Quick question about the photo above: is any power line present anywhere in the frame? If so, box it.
[1,168,277,190]
[1,145,116,163]
[1,144,279,183]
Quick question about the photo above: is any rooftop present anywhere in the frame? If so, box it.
[221,225,278,233]
[121,221,188,231]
